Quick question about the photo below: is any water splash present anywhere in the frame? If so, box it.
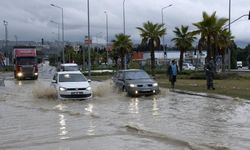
[32,81,57,99]
[92,80,122,98]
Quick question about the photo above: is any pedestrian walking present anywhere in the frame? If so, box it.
[205,59,215,90]
[168,60,178,89]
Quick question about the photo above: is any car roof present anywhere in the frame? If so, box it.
[57,71,82,74]
[60,63,78,66]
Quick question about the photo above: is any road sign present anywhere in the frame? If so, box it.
[84,36,92,45]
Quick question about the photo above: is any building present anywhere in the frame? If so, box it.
[132,50,206,67]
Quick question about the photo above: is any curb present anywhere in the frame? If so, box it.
[169,88,244,101]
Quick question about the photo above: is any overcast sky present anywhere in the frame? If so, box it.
[0,0,250,46]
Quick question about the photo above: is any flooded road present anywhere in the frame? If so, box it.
[0,65,250,150]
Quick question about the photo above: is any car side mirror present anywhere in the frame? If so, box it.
[88,79,91,83]
[51,80,57,83]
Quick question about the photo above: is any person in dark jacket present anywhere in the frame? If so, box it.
[168,60,178,89]
[205,59,215,90]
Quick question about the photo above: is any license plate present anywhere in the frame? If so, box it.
[71,92,83,95]
[141,89,151,92]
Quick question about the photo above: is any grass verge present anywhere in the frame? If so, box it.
[156,74,250,100]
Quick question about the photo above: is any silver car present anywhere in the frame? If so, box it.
[112,69,160,97]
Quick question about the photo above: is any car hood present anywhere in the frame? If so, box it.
[125,78,156,84]
[58,82,90,88]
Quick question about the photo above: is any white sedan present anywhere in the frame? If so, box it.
[52,71,92,100]
[183,63,195,70]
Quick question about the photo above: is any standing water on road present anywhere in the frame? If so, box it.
[0,65,250,150]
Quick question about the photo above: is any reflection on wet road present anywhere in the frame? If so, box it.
[0,65,250,150]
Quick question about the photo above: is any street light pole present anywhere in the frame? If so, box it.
[123,0,126,34]
[123,0,127,69]
[50,4,65,64]
[3,20,8,61]
[50,20,60,41]
[50,20,60,65]
[104,11,109,64]
[87,0,91,78]
[3,20,8,49]
[228,0,231,71]
[161,4,172,61]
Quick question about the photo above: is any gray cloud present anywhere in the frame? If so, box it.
[0,0,249,46]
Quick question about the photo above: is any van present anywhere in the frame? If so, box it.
[183,63,195,70]
[58,63,80,71]
[237,61,242,69]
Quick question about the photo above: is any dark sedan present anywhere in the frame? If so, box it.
[112,69,160,96]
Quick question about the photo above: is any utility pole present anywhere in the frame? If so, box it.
[104,11,109,64]
[228,0,231,71]
[161,4,173,62]
[3,20,8,61]
[87,0,91,78]
[123,0,126,69]
[50,4,65,64]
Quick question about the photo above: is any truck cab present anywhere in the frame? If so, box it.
[13,46,38,80]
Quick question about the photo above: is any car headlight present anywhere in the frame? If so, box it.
[59,87,66,91]
[129,84,136,87]
[153,83,158,87]
[17,72,23,77]
[86,86,92,91]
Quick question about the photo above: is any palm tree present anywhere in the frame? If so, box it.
[217,29,234,71]
[112,33,133,69]
[193,11,228,61]
[136,21,166,76]
[171,25,196,71]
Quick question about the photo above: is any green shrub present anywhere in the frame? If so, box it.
[82,71,114,76]
[0,66,13,72]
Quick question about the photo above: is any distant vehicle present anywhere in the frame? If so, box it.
[13,46,38,80]
[237,61,242,69]
[112,69,160,97]
[183,63,195,70]
[51,71,92,100]
[42,57,50,66]
[58,63,79,71]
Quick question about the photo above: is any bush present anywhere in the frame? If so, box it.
[82,70,114,76]
[0,66,13,72]
[214,72,241,80]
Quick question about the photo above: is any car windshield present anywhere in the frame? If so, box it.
[17,57,36,65]
[125,71,150,80]
[62,66,79,71]
[59,73,87,82]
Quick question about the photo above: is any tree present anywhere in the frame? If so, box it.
[193,11,228,62]
[112,33,133,69]
[216,29,234,71]
[136,21,166,76]
[171,25,196,71]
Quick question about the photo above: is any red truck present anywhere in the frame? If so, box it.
[13,46,38,80]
